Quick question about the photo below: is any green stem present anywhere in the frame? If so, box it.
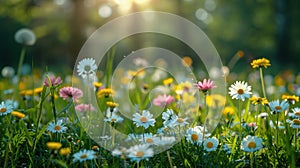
[259,68,267,98]
[17,46,26,82]
[50,88,57,123]
[238,100,242,139]
[167,151,173,167]
[250,152,254,168]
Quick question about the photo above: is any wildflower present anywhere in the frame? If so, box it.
[5,99,18,109]
[229,81,252,101]
[289,119,300,129]
[250,96,268,105]
[46,142,62,150]
[185,127,203,145]
[75,104,95,113]
[73,149,96,162]
[161,109,178,127]
[77,58,97,79]
[112,147,127,158]
[59,86,83,101]
[222,106,235,116]
[47,120,68,133]
[250,58,271,69]
[11,111,26,119]
[195,78,216,93]
[127,144,154,162]
[106,101,119,108]
[93,82,102,88]
[20,87,43,96]
[163,78,173,86]
[258,112,268,118]
[153,136,176,146]
[139,133,156,144]
[281,94,299,104]
[289,107,300,119]
[14,28,36,46]
[173,117,189,127]
[153,94,174,108]
[60,147,71,156]
[203,137,219,152]
[97,88,114,98]
[241,135,263,152]
[132,110,156,129]
[92,146,99,151]
[268,100,289,113]
[104,113,124,123]
[0,101,13,116]
[44,75,62,87]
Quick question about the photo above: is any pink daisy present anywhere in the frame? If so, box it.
[195,78,216,92]
[44,75,62,87]
[153,94,174,108]
[75,104,95,112]
[59,87,83,101]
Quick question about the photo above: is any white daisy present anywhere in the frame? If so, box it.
[104,113,124,123]
[288,107,300,119]
[126,144,154,162]
[153,136,176,146]
[77,58,98,79]
[185,127,203,145]
[268,100,289,113]
[173,117,189,127]
[73,149,96,162]
[139,133,156,144]
[47,120,68,133]
[132,110,156,129]
[0,101,13,116]
[241,135,263,152]
[289,119,300,129]
[162,109,178,127]
[229,81,252,101]
[203,137,219,152]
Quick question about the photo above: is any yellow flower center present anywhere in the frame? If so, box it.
[140,117,147,123]
[191,134,198,141]
[111,118,116,122]
[275,106,282,110]
[177,118,184,123]
[295,112,300,116]
[136,151,144,157]
[80,154,88,159]
[54,126,61,130]
[248,141,256,148]
[146,138,154,143]
[206,142,214,148]
[237,89,244,95]
[293,119,300,125]
[0,108,7,113]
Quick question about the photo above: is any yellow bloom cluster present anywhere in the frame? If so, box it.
[250,96,268,105]
[250,58,271,69]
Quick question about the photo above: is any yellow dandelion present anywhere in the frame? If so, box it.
[163,78,173,86]
[11,111,26,119]
[282,94,299,103]
[182,56,193,67]
[250,96,268,105]
[46,142,62,150]
[20,87,43,96]
[59,147,71,156]
[250,58,271,69]
[222,106,235,116]
[97,88,114,98]
[93,82,102,88]
[106,101,119,108]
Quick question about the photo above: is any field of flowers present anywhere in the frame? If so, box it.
[0,28,299,168]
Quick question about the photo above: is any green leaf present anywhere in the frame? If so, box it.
[53,159,68,168]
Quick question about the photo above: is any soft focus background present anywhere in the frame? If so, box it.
[0,0,299,74]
